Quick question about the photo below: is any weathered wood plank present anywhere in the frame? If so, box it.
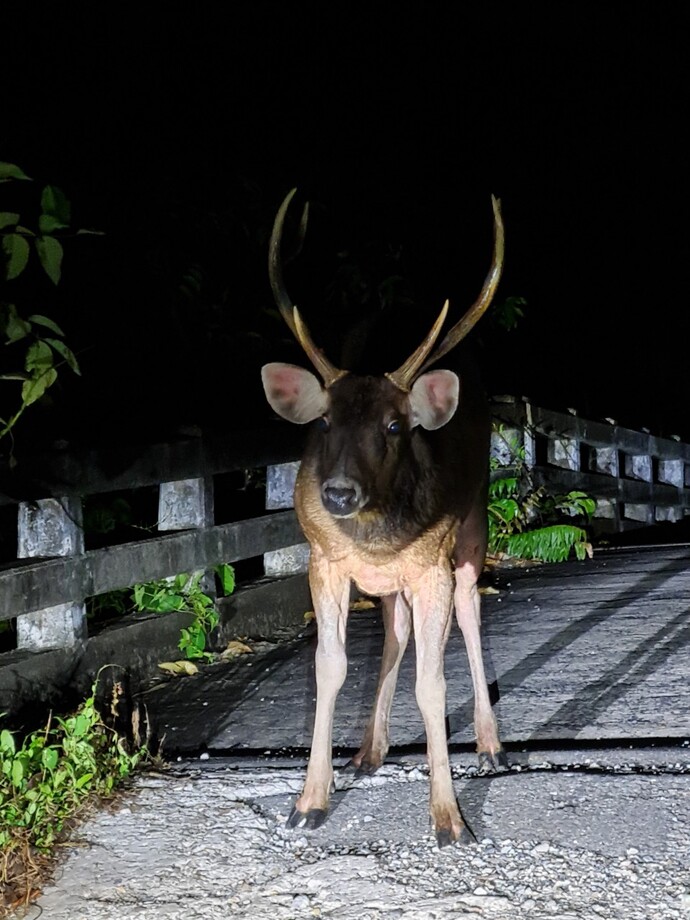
[0,511,304,621]
[493,401,690,460]
[0,424,306,506]
[530,466,689,508]
[201,545,690,751]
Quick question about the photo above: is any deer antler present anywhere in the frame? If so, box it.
[269,188,347,388]
[385,300,450,391]
[386,195,505,391]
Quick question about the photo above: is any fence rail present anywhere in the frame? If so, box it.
[1,399,689,666]
[491,397,690,531]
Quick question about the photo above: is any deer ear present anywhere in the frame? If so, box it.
[261,362,328,424]
[408,370,460,430]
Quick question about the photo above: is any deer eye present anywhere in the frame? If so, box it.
[316,416,331,433]
[386,419,401,435]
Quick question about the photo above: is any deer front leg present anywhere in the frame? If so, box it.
[454,558,507,772]
[413,564,473,847]
[287,551,350,830]
[350,590,412,774]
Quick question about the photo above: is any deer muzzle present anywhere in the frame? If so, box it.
[320,476,367,517]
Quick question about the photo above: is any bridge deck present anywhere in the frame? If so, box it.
[142,544,690,754]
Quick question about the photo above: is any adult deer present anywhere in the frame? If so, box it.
[261,189,506,846]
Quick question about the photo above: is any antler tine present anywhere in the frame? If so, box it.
[268,188,346,388]
[385,300,450,392]
[268,188,304,339]
[293,308,347,388]
[417,195,505,377]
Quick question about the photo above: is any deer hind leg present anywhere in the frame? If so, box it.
[413,565,474,847]
[350,590,412,774]
[287,557,351,830]
[454,556,507,772]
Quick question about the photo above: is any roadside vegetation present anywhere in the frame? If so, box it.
[488,422,595,564]
[1,557,238,915]
[0,676,148,916]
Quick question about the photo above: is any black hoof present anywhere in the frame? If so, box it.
[286,805,328,830]
[478,748,509,773]
[342,758,379,777]
[495,748,510,769]
[435,824,476,848]
[436,828,454,848]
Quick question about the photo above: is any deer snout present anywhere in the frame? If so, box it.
[321,476,366,517]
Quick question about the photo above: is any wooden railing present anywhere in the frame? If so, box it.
[491,396,690,533]
[2,398,689,664]
[0,423,307,654]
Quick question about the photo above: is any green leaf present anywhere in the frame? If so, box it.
[34,236,64,284]
[44,338,81,375]
[0,162,32,182]
[22,368,57,406]
[135,581,186,613]
[192,628,206,650]
[488,497,520,524]
[2,232,30,279]
[41,747,58,771]
[75,772,93,789]
[489,476,518,498]
[72,714,89,737]
[25,340,53,373]
[40,185,71,227]
[0,212,20,230]
[173,573,190,592]
[0,728,15,755]
[157,594,187,612]
[27,314,65,336]
[216,563,236,595]
[38,214,66,234]
[502,524,590,563]
[3,305,32,342]
[11,759,24,787]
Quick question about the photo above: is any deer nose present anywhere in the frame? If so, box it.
[321,477,365,517]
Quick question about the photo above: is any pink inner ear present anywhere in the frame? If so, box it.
[427,374,453,410]
[409,369,459,430]
[270,365,303,400]
[261,362,327,424]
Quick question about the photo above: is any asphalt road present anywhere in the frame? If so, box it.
[29,748,690,919]
[27,545,690,918]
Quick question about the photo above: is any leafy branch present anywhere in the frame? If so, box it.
[132,564,235,661]
[1,161,100,449]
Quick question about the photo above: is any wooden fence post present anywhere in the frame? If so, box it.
[623,446,655,524]
[490,396,535,470]
[158,477,215,593]
[657,457,685,522]
[16,496,86,650]
[591,424,622,529]
[547,408,580,471]
[264,461,309,575]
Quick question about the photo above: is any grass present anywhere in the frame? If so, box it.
[0,672,150,916]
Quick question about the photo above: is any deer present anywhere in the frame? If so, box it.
[261,189,507,846]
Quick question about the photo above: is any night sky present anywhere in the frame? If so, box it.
[2,5,688,449]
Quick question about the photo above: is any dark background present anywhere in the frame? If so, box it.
[2,4,688,451]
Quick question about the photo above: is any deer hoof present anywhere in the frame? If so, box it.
[478,748,509,773]
[435,823,476,848]
[344,758,380,777]
[286,805,328,830]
